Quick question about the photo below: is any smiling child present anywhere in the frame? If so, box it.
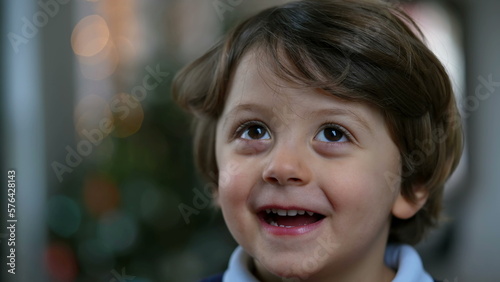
[172,0,463,281]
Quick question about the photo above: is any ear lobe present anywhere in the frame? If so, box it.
[391,184,429,219]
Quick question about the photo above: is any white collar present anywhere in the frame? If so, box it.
[384,244,434,282]
[223,244,434,282]
[223,246,259,282]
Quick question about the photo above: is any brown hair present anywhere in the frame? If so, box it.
[172,0,463,245]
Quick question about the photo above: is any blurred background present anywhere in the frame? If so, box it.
[1,0,499,281]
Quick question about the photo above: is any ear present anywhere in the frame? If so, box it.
[391,184,429,219]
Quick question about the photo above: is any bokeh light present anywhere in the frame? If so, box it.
[98,211,138,254]
[50,0,251,280]
[77,39,120,80]
[110,93,144,138]
[83,175,120,217]
[71,15,110,57]
[44,242,78,282]
[74,94,113,141]
[47,195,82,238]
[115,36,137,65]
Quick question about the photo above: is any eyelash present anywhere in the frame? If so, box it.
[233,120,268,139]
[316,123,353,143]
[232,120,354,143]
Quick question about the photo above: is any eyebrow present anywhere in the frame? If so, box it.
[308,108,373,134]
[222,103,373,134]
[222,103,269,128]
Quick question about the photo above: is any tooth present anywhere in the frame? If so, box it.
[306,211,314,216]
[279,225,285,227]
[272,209,277,214]
[277,209,287,216]
[266,209,271,214]
[297,210,305,215]
[286,226,293,228]
[271,221,278,226]
[287,210,297,216]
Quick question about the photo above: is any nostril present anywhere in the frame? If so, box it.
[265,176,303,186]
[267,177,280,185]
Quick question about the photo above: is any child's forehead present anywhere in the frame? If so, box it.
[230,49,275,83]
[228,49,307,97]
[223,53,382,130]
[227,51,308,106]
[228,50,349,105]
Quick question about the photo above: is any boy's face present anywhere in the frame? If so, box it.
[215,52,412,280]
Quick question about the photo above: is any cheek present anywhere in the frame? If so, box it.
[217,158,260,244]
[215,135,251,221]
[217,157,256,211]
[322,156,399,215]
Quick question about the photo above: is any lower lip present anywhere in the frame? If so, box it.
[258,216,325,236]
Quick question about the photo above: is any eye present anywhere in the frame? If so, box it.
[315,125,349,143]
[237,122,271,140]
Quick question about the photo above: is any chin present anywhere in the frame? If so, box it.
[256,253,325,280]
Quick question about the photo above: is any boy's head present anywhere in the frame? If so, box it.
[173,0,462,279]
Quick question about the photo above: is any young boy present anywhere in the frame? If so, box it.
[172,0,463,281]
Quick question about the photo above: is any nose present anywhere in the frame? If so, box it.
[262,142,312,186]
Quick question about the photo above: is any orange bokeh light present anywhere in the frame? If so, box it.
[77,39,120,80]
[83,175,120,217]
[71,15,110,57]
[110,93,144,138]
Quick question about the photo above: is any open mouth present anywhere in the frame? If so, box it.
[258,208,325,228]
